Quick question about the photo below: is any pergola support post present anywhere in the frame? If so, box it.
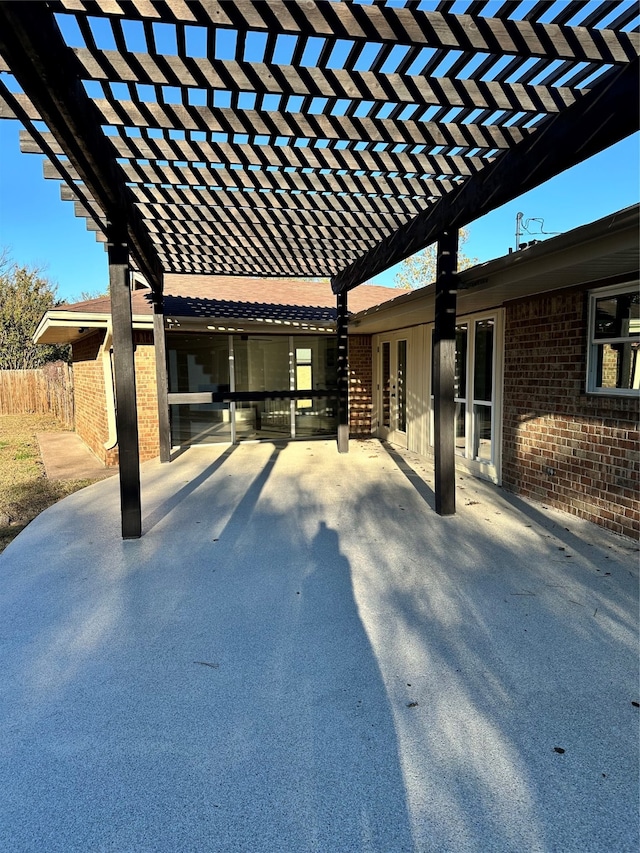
[108,231,142,539]
[433,230,458,517]
[337,289,349,453]
[153,291,171,463]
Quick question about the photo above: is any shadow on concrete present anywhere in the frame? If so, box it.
[0,441,415,851]
[143,444,237,533]
[0,440,637,852]
[381,440,436,511]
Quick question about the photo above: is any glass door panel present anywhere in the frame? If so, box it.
[473,404,492,461]
[474,319,494,402]
[455,324,468,456]
[473,319,494,462]
[455,402,466,455]
[233,335,291,439]
[455,324,468,399]
[429,315,499,469]
[293,336,338,437]
[167,333,231,445]
[382,341,391,429]
[397,339,407,433]
[378,337,407,447]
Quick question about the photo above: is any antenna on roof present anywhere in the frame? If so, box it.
[515,212,561,251]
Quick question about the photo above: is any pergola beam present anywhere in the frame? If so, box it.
[108,233,142,540]
[69,2,640,66]
[332,58,640,293]
[0,1,163,294]
[112,127,489,181]
[90,97,526,153]
[73,47,584,117]
[433,231,458,517]
[23,126,489,180]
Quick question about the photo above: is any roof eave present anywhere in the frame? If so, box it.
[34,310,152,345]
[351,205,640,328]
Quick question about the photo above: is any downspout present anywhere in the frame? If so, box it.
[102,319,118,452]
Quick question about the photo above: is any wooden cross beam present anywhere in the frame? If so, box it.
[0,1,163,294]
[332,58,640,293]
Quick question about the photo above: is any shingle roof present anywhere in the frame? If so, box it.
[60,275,395,323]
[164,275,394,313]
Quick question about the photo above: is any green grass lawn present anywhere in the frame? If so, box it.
[0,414,95,554]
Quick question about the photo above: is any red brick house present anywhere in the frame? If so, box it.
[35,277,390,465]
[35,207,639,538]
[353,206,639,539]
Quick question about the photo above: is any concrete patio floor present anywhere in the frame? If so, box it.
[0,438,638,852]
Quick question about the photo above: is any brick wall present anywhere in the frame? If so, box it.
[503,288,639,539]
[133,331,160,462]
[72,329,159,466]
[348,334,373,436]
[72,331,112,465]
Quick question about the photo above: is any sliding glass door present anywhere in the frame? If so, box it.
[233,335,292,440]
[292,336,338,437]
[167,332,338,447]
[167,334,231,446]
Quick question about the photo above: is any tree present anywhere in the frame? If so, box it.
[394,227,478,290]
[70,288,109,303]
[0,253,69,369]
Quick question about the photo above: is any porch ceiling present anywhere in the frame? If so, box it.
[0,1,638,297]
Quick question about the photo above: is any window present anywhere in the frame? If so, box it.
[430,314,499,467]
[454,324,467,456]
[397,339,407,432]
[295,347,312,409]
[587,284,640,395]
[166,332,337,445]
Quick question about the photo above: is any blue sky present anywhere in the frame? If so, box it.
[0,118,638,301]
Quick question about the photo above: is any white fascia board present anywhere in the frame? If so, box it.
[34,310,152,344]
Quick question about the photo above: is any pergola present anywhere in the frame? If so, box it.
[0,0,638,538]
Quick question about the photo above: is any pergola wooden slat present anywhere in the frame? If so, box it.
[333,55,639,292]
[73,47,585,115]
[56,0,640,65]
[1,0,637,536]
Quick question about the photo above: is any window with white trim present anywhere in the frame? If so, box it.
[587,283,640,395]
[430,314,498,466]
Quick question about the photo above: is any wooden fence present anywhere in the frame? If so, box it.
[0,362,74,428]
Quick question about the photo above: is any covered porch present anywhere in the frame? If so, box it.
[1,1,637,537]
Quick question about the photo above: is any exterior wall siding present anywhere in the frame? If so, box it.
[502,288,639,539]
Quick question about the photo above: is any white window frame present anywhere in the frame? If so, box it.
[586,282,640,397]
[428,309,504,484]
